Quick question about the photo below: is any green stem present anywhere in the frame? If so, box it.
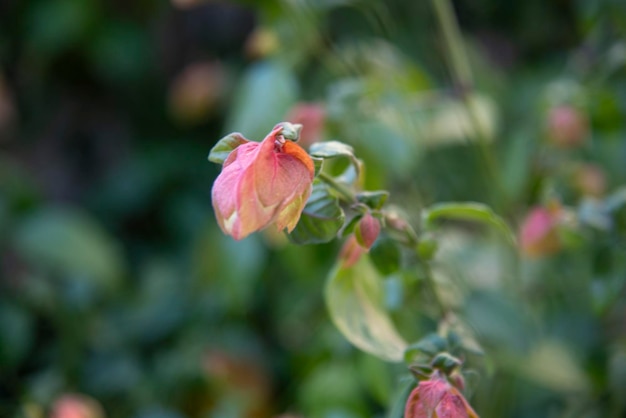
[422,261,448,317]
[431,0,506,210]
[431,0,473,91]
[318,172,357,203]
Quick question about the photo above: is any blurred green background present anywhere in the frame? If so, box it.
[1,0,626,417]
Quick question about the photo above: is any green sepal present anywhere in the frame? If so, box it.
[431,352,462,374]
[356,191,389,210]
[404,333,448,363]
[276,121,302,141]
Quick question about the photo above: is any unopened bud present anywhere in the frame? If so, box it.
[355,212,381,249]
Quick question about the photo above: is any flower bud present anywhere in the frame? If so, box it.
[404,371,479,418]
[355,212,381,249]
[211,125,315,240]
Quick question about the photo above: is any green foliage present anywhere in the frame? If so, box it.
[288,180,345,244]
[325,254,408,362]
[421,202,516,245]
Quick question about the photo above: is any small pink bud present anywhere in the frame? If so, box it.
[50,394,104,418]
[519,206,561,258]
[546,105,588,148]
[404,371,479,418]
[285,103,326,148]
[211,125,315,240]
[355,212,381,249]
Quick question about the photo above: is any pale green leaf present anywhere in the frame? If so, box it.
[422,202,516,245]
[325,254,408,362]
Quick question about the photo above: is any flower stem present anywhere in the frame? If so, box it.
[431,0,506,210]
[317,172,357,203]
[423,261,448,318]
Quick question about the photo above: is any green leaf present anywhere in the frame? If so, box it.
[369,236,401,276]
[356,190,390,210]
[421,202,516,245]
[288,180,345,244]
[208,132,249,164]
[13,207,124,288]
[312,156,324,177]
[309,140,356,160]
[309,140,361,178]
[325,253,408,362]
[207,132,249,165]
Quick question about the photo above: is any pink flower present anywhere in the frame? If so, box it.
[211,125,315,240]
[405,372,479,418]
[519,206,561,258]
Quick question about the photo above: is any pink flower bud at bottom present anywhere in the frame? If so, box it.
[404,372,479,418]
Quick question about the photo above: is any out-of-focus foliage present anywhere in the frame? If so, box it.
[1,0,626,417]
